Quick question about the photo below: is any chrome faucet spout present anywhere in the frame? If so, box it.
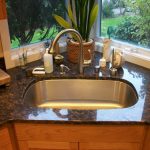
[48,29,84,74]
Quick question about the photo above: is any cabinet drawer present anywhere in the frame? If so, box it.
[18,141,78,150]
[80,142,141,150]
[14,123,145,143]
[77,125,145,143]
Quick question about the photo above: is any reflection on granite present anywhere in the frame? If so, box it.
[0,51,150,125]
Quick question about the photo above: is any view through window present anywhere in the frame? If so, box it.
[6,0,66,49]
[5,0,150,50]
[101,0,150,49]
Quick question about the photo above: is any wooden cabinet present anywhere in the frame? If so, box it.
[143,126,150,150]
[80,142,141,150]
[0,35,4,58]
[0,127,13,150]
[18,141,78,150]
[14,123,79,150]
[0,0,7,20]
[14,123,145,150]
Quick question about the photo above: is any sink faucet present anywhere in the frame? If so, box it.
[48,29,86,74]
[110,48,117,75]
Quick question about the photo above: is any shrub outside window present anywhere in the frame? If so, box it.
[101,0,150,50]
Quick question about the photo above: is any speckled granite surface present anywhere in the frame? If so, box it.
[0,52,150,125]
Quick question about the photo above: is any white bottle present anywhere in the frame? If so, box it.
[43,48,53,73]
[99,57,106,68]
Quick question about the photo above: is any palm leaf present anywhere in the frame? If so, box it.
[70,0,73,12]
[75,0,80,27]
[85,0,97,41]
[75,0,80,28]
[67,3,77,30]
[89,4,99,30]
[53,0,99,42]
[53,14,71,29]
[86,4,99,41]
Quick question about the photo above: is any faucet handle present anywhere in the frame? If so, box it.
[109,67,117,76]
[60,64,70,75]
[110,48,117,76]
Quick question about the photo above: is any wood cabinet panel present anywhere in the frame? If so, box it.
[80,142,140,150]
[18,141,78,150]
[0,35,4,58]
[0,0,7,19]
[14,123,145,143]
[0,127,13,150]
[14,123,145,150]
[143,126,150,150]
[15,123,78,142]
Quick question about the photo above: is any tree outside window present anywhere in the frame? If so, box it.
[6,0,65,49]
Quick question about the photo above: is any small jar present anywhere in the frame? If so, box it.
[54,54,64,65]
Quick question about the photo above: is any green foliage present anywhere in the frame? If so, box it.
[111,0,125,8]
[113,17,150,47]
[102,0,114,18]
[53,0,99,42]
[53,15,71,29]
[6,0,65,46]
[101,16,125,37]
[113,17,141,43]
[103,0,150,48]
[124,0,150,47]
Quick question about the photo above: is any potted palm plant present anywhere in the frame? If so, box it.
[53,0,99,63]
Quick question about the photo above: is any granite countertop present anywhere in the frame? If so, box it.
[0,52,150,125]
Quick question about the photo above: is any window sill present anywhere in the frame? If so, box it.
[10,40,150,69]
[11,42,45,67]
[10,40,67,68]
[95,37,150,69]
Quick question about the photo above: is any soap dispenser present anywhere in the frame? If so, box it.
[43,48,53,73]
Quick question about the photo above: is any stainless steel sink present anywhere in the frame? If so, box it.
[23,79,138,110]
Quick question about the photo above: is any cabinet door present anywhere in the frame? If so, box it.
[80,142,140,150]
[0,0,7,19]
[143,126,150,150]
[18,141,78,150]
[0,127,13,150]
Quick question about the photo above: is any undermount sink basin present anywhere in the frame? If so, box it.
[23,79,138,110]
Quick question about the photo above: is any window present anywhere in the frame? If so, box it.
[1,0,149,69]
[6,0,66,49]
[100,0,150,50]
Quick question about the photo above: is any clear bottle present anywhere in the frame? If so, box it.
[43,48,53,73]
